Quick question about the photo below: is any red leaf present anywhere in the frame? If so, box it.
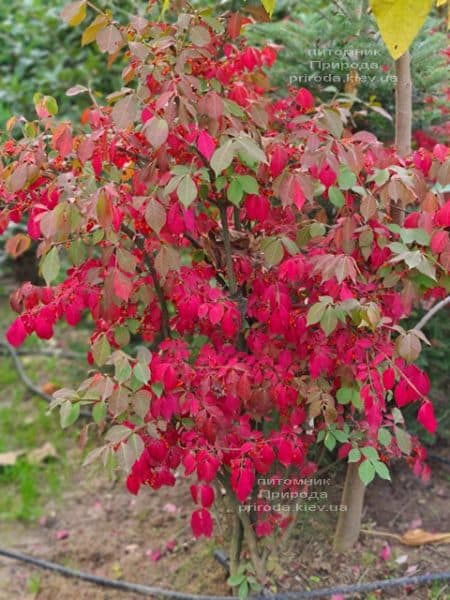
[231,464,255,502]
[430,231,448,255]
[270,145,288,178]
[52,124,73,159]
[227,13,243,39]
[113,269,133,302]
[295,88,314,111]
[382,368,395,390]
[200,484,215,508]
[209,303,224,325]
[6,318,28,347]
[191,508,213,538]
[417,401,437,434]
[278,439,293,466]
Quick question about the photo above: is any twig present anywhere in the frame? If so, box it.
[0,347,85,360]
[0,339,90,417]
[121,224,170,339]
[414,296,450,332]
[218,205,238,296]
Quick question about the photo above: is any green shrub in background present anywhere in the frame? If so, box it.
[0,0,134,126]
[245,0,448,142]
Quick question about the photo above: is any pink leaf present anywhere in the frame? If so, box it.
[379,543,392,561]
[197,131,216,161]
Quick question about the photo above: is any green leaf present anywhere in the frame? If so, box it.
[348,448,361,463]
[336,387,352,405]
[132,390,151,419]
[328,186,345,208]
[227,574,246,587]
[306,302,327,326]
[211,139,235,176]
[374,460,391,481]
[238,580,249,600]
[400,228,430,246]
[261,237,284,266]
[397,331,421,362]
[309,222,326,238]
[236,175,259,194]
[338,166,357,190]
[373,168,390,186]
[227,178,244,207]
[416,257,436,281]
[361,446,379,461]
[320,306,338,336]
[378,428,392,447]
[333,429,348,443]
[358,459,375,486]
[395,427,412,455]
[45,96,58,116]
[144,117,169,149]
[92,334,111,366]
[104,425,131,443]
[177,175,197,207]
[324,432,336,451]
[152,382,164,397]
[115,356,132,383]
[281,236,299,256]
[133,362,151,384]
[60,401,80,429]
[41,247,60,285]
[190,25,211,46]
[236,137,267,165]
[92,402,107,424]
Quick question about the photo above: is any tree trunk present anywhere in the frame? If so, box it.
[395,50,412,157]
[333,462,366,552]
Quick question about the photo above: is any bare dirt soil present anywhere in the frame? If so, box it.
[0,448,449,600]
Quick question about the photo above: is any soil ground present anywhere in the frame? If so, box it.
[0,453,449,600]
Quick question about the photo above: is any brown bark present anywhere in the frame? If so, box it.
[395,51,412,158]
[333,462,366,552]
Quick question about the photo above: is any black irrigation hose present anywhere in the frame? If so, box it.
[1,547,450,599]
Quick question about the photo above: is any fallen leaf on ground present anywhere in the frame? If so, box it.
[379,543,391,561]
[401,528,450,546]
[27,442,57,465]
[0,449,25,466]
[362,527,450,546]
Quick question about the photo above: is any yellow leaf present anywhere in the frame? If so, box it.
[370,0,433,59]
[161,0,170,17]
[61,1,87,27]
[260,0,276,18]
[436,0,446,5]
[400,528,450,546]
[82,14,109,46]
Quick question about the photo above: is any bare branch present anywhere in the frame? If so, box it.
[414,296,450,332]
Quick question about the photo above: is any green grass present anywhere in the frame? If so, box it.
[0,295,89,521]
[0,358,74,521]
